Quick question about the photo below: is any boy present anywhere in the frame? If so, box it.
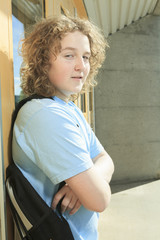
[13,15,114,240]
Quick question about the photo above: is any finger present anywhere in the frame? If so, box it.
[66,195,77,211]
[69,200,81,215]
[52,186,67,209]
[61,196,72,213]
[61,192,77,213]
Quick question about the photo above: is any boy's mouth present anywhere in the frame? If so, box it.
[72,76,83,79]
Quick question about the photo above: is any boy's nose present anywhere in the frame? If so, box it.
[74,57,85,71]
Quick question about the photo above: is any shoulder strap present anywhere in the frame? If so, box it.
[10,94,52,165]
[11,95,52,130]
[11,94,66,211]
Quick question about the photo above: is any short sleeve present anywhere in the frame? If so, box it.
[89,126,104,159]
[15,107,94,184]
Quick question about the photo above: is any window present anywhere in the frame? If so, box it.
[81,93,86,113]
[12,0,44,104]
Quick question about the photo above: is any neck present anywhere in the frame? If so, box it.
[55,90,71,103]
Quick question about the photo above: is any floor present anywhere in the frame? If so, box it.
[98,180,160,240]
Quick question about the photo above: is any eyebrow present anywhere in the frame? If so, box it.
[61,47,91,55]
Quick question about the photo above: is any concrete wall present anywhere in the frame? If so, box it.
[95,15,160,183]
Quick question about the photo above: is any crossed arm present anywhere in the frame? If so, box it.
[52,150,114,215]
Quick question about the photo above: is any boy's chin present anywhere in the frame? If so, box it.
[62,89,82,96]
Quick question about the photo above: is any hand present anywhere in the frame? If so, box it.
[52,184,81,215]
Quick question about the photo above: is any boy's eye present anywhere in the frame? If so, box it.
[65,54,74,58]
[83,56,90,61]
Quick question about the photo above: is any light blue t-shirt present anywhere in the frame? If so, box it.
[12,96,104,240]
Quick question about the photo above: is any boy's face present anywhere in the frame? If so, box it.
[48,31,91,99]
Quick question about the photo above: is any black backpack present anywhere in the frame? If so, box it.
[6,95,74,240]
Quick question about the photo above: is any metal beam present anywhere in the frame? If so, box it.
[153,0,160,15]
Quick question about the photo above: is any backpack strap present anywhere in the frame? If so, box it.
[11,95,52,130]
[10,94,53,165]
[11,94,65,214]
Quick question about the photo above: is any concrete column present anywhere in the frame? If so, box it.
[95,15,160,183]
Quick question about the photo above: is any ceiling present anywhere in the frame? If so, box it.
[83,0,159,37]
[12,0,43,23]
[12,0,159,36]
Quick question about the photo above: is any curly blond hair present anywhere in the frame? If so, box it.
[20,15,108,97]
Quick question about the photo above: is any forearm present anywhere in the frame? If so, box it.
[53,152,114,213]
[66,166,112,212]
[93,150,114,183]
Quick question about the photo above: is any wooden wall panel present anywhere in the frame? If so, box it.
[0,0,15,239]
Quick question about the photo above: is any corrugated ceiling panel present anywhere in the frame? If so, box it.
[149,0,158,12]
[134,0,146,21]
[141,0,154,17]
[84,0,158,37]
[12,0,42,22]
[126,0,138,25]
[110,0,116,33]
[94,0,111,37]
[119,0,130,30]
[105,0,111,36]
